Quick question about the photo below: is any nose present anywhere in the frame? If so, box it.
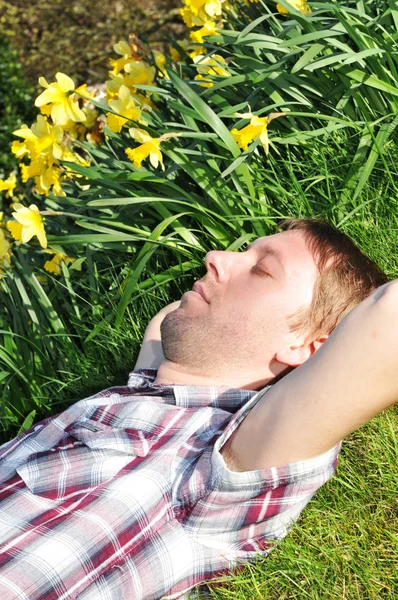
[205,250,237,283]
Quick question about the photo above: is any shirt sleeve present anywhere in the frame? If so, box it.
[0,415,52,458]
[178,391,341,560]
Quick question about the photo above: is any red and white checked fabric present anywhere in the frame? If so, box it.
[0,370,340,600]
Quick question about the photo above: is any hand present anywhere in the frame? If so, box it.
[133,299,181,370]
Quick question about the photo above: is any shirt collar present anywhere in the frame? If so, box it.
[128,368,258,412]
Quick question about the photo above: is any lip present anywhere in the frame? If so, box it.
[192,282,209,303]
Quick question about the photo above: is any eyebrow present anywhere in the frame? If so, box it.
[245,242,285,271]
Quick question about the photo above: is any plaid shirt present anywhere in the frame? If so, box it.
[0,370,340,600]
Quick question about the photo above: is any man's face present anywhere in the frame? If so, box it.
[161,229,319,387]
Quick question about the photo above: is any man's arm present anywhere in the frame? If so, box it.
[223,280,398,471]
[134,300,180,370]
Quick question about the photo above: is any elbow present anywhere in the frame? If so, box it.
[371,279,398,312]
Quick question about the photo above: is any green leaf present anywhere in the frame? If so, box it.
[291,43,325,74]
[304,48,384,72]
[280,30,345,48]
[337,67,398,98]
[0,372,11,384]
[17,410,37,435]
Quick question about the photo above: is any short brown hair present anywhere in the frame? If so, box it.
[279,218,389,340]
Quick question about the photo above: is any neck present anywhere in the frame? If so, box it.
[154,360,278,391]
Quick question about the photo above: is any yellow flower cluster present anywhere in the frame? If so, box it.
[0,0,313,278]
[105,38,186,171]
[180,0,224,43]
[11,73,95,198]
[104,39,168,134]
[180,0,312,46]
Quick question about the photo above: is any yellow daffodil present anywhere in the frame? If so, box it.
[19,155,64,196]
[82,107,99,129]
[231,110,285,154]
[13,115,64,161]
[44,251,75,276]
[190,46,206,59]
[106,85,142,133]
[126,128,164,170]
[35,72,86,126]
[114,40,133,57]
[0,172,17,198]
[125,129,182,170]
[190,21,221,43]
[180,7,196,28]
[36,163,65,197]
[11,203,47,248]
[169,41,203,62]
[123,60,156,86]
[276,0,311,16]
[7,220,23,242]
[20,157,45,183]
[232,115,269,153]
[105,75,127,101]
[11,140,29,160]
[181,0,224,27]
[193,54,229,87]
[109,40,136,75]
[105,64,156,102]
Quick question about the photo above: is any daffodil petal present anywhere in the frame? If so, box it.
[20,226,35,244]
[55,72,75,93]
[35,87,61,107]
[36,224,48,249]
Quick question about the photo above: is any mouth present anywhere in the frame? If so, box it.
[192,282,209,303]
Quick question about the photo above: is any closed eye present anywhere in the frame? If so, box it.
[251,265,270,277]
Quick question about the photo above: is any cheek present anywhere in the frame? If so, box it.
[251,294,298,336]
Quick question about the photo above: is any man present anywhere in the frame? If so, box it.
[0,219,396,600]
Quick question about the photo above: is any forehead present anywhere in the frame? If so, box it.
[251,229,318,274]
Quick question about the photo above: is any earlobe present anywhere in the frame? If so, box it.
[275,335,329,368]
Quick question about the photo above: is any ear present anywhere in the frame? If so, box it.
[275,334,329,368]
